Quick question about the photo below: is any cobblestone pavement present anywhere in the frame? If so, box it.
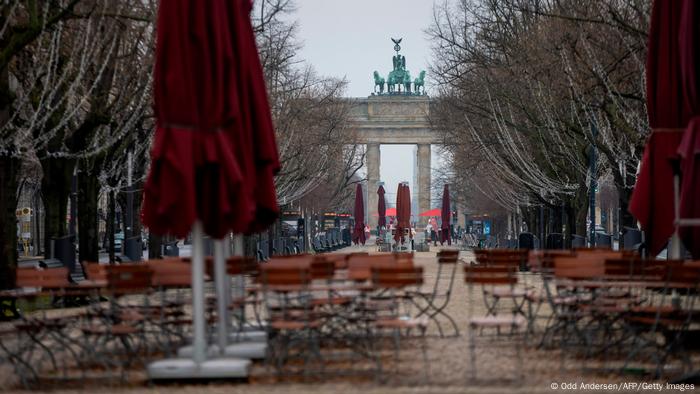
[1,243,696,393]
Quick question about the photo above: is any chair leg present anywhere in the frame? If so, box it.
[468,324,477,382]
[392,328,401,378]
[421,325,429,384]
[516,328,524,381]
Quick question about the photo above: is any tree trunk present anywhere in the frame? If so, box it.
[565,202,576,248]
[565,187,589,249]
[77,161,100,263]
[552,204,563,235]
[519,205,535,234]
[574,191,589,242]
[0,59,19,289]
[40,157,75,258]
[118,194,127,237]
[131,182,143,238]
[618,186,636,248]
[0,156,19,290]
[148,233,162,259]
[107,189,116,263]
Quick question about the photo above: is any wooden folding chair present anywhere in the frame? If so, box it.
[79,264,154,382]
[411,249,460,337]
[370,265,428,382]
[464,264,526,382]
[259,265,323,379]
[5,267,74,386]
[621,263,700,379]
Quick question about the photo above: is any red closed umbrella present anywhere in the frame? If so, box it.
[440,184,451,245]
[677,0,700,259]
[394,184,404,243]
[143,0,279,238]
[395,183,412,244]
[353,184,366,245]
[142,0,280,372]
[377,185,387,228]
[629,0,689,256]
[403,185,412,236]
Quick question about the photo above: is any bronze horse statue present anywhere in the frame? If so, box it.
[413,70,426,94]
[373,71,385,94]
[403,71,412,93]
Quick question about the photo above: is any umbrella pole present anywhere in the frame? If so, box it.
[192,221,207,364]
[232,234,245,327]
[214,239,229,354]
[670,174,682,259]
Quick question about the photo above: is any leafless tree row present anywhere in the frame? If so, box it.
[429,0,649,243]
[0,0,360,288]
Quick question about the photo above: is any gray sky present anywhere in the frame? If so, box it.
[294,0,444,210]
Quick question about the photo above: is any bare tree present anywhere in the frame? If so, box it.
[429,0,649,244]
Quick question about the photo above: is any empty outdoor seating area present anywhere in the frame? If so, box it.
[2,248,700,388]
[0,251,452,387]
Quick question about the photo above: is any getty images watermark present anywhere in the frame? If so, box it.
[549,382,695,391]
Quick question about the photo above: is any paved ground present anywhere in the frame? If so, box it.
[3,243,697,393]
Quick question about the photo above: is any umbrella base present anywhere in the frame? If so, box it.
[147,358,251,380]
[228,330,267,342]
[178,342,267,359]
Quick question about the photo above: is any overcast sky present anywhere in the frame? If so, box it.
[294,0,444,209]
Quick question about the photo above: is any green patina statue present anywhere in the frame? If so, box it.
[373,71,385,93]
[414,70,426,94]
[372,38,426,96]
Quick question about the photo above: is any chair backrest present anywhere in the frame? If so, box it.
[665,263,700,288]
[438,249,459,257]
[265,255,314,270]
[371,265,423,288]
[474,249,528,267]
[603,256,654,277]
[539,250,575,271]
[322,253,354,269]
[259,266,311,289]
[16,267,70,290]
[553,255,608,279]
[348,254,405,281]
[147,258,191,287]
[574,246,613,252]
[464,265,517,285]
[310,259,335,280]
[225,256,259,276]
[84,262,108,281]
[575,249,638,265]
[438,249,459,264]
[106,264,154,295]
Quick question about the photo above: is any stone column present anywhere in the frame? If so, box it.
[417,144,431,226]
[366,143,380,231]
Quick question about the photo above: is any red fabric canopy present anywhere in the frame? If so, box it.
[419,208,441,217]
[377,185,387,228]
[629,0,688,256]
[143,0,279,239]
[394,183,412,244]
[440,184,451,245]
[373,207,396,217]
[677,0,700,259]
[352,184,365,245]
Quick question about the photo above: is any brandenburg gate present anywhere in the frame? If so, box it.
[347,38,439,228]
